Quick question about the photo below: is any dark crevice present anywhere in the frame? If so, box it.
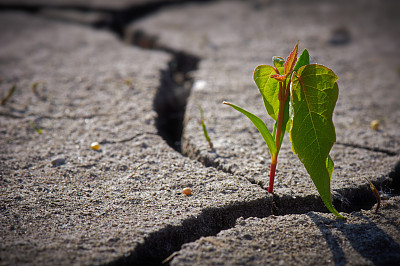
[113,148,398,265]
[0,3,41,13]
[183,136,400,197]
[153,52,200,152]
[333,184,383,212]
[100,1,212,38]
[128,28,201,152]
[107,198,272,266]
[0,0,213,37]
[386,160,400,194]
[0,111,24,119]
[0,1,204,152]
[336,141,398,156]
[107,181,390,266]
[90,3,203,153]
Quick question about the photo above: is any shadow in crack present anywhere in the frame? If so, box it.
[154,52,200,152]
[128,29,201,152]
[107,197,272,266]
[385,160,400,195]
[308,212,400,265]
[107,191,383,266]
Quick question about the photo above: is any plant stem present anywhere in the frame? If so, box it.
[268,81,287,194]
[275,82,286,155]
[269,157,277,193]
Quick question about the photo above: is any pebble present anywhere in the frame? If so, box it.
[51,158,66,167]
[329,26,351,45]
[370,120,380,130]
[91,142,100,150]
[183,187,192,196]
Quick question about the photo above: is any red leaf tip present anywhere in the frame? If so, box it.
[284,41,299,75]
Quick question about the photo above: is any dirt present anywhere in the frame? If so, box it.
[1,0,400,265]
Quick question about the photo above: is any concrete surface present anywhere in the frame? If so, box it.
[1,0,400,265]
[128,0,400,194]
[0,11,269,265]
[0,0,184,10]
[171,196,400,265]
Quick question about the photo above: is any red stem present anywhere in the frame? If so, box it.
[268,81,288,194]
[268,158,277,193]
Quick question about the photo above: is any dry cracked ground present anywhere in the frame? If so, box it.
[1,0,400,265]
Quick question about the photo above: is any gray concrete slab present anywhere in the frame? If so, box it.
[1,0,400,265]
[0,0,183,10]
[170,196,400,265]
[0,12,270,265]
[128,0,400,195]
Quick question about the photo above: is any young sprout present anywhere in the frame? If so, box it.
[1,84,16,105]
[363,177,381,213]
[199,105,214,149]
[224,41,345,218]
[29,121,43,134]
[32,81,47,101]
[128,162,145,178]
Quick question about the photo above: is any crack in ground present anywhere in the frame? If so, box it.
[0,112,114,120]
[107,197,272,266]
[153,51,200,152]
[108,183,388,266]
[108,167,400,266]
[0,0,213,37]
[336,141,398,156]
[117,17,400,266]
[99,132,154,144]
[181,139,236,174]
[0,1,201,153]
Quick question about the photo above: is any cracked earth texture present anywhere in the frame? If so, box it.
[1,0,400,265]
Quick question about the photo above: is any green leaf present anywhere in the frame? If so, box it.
[273,56,285,68]
[253,65,280,120]
[290,64,344,219]
[199,106,213,149]
[253,65,290,132]
[326,154,334,180]
[293,49,310,72]
[223,101,277,159]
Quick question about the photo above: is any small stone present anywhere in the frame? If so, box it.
[329,26,351,45]
[91,142,100,150]
[370,120,380,130]
[182,187,192,196]
[51,158,66,167]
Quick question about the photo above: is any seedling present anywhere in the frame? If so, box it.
[29,121,43,134]
[1,84,16,105]
[32,81,47,101]
[128,162,145,178]
[199,105,213,149]
[363,177,381,213]
[224,41,345,218]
